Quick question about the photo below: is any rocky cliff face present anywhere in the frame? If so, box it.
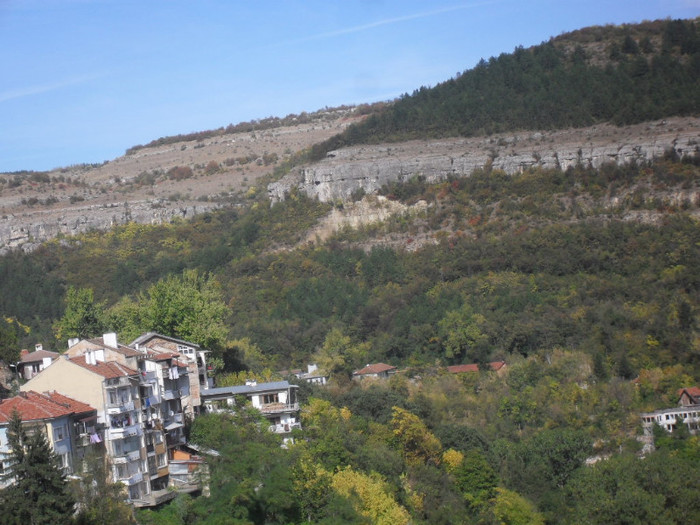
[0,200,216,254]
[268,118,700,203]
[0,112,355,254]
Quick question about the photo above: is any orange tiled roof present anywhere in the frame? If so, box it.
[71,355,138,379]
[0,391,96,424]
[354,363,397,376]
[677,386,700,398]
[447,361,506,374]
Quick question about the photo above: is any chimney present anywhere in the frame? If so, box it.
[103,333,118,348]
[86,350,95,365]
[308,363,318,374]
[245,380,257,387]
[20,349,29,357]
[35,343,43,352]
[68,338,79,348]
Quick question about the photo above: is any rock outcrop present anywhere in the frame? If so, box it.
[268,118,700,203]
[0,200,216,254]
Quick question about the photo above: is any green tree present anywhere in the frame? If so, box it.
[490,488,545,525]
[71,450,136,525]
[53,287,107,343]
[452,449,499,511]
[0,410,76,524]
[108,269,227,351]
[0,316,22,366]
[438,304,489,362]
[390,406,443,466]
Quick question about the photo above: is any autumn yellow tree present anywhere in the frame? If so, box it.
[390,406,442,466]
[331,466,410,525]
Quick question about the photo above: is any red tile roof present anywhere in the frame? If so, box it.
[71,355,138,379]
[0,391,96,423]
[19,349,59,363]
[447,361,506,374]
[677,386,700,399]
[354,363,397,376]
[152,353,177,361]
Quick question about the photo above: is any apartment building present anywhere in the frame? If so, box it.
[0,390,98,488]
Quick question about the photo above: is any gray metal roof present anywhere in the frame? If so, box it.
[201,380,296,398]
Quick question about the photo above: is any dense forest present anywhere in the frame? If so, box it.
[308,18,700,160]
[0,17,699,525]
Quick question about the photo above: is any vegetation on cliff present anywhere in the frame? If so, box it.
[309,18,700,160]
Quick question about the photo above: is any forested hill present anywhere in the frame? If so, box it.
[310,18,700,160]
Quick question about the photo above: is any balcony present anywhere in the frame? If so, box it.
[108,424,142,440]
[76,431,104,447]
[112,442,142,463]
[139,371,157,384]
[268,422,302,434]
[106,400,135,414]
[127,472,143,485]
[166,433,186,448]
[260,402,299,415]
[162,389,180,401]
[131,488,177,508]
[164,413,184,431]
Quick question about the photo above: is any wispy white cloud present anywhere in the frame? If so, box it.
[0,72,106,104]
[293,1,500,43]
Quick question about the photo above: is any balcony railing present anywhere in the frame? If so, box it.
[106,400,135,414]
[108,424,142,440]
[76,432,104,447]
[164,413,184,429]
[127,472,143,485]
[139,371,157,384]
[260,402,299,414]
[162,389,179,401]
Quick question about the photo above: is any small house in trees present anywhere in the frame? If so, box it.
[0,390,97,487]
[678,386,700,406]
[352,363,398,380]
[16,345,59,380]
[640,386,700,435]
[201,380,301,434]
[281,364,329,385]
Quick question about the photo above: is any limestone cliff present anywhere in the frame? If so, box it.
[268,118,700,203]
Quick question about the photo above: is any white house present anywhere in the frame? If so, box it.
[201,380,301,434]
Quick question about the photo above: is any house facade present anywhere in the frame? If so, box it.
[201,380,301,434]
[0,390,98,488]
[131,332,211,415]
[17,345,59,380]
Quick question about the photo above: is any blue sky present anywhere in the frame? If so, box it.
[1,0,698,172]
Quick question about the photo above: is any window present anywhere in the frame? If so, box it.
[53,424,66,441]
[262,393,279,405]
[58,453,70,472]
[108,389,118,405]
[157,453,166,467]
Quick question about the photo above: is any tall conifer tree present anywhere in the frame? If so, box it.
[0,409,75,525]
